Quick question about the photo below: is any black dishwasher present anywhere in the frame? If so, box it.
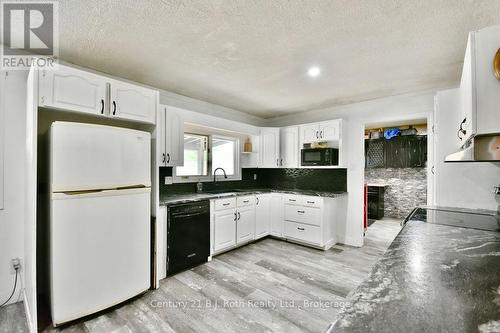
[167,201,210,276]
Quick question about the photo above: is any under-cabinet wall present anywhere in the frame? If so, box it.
[159,167,347,196]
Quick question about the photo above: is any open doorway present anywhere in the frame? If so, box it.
[363,119,428,229]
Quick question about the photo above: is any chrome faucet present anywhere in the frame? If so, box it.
[213,167,228,183]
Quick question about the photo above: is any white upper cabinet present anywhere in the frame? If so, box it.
[39,66,108,116]
[260,128,280,168]
[300,123,320,143]
[459,25,500,144]
[109,79,157,124]
[300,120,341,143]
[280,126,299,168]
[319,120,340,141]
[38,63,158,124]
[158,105,184,167]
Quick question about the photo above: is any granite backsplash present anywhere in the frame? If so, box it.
[159,167,347,195]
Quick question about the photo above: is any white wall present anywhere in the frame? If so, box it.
[435,89,500,210]
[160,89,262,127]
[266,91,437,246]
[0,70,28,305]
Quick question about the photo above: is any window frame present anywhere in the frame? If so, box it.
[174,133,209,177]
[173,134,240,183]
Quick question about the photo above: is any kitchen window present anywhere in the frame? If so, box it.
[176,134,209,177]
[174,134,240,182]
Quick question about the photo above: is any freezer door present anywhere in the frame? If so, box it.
[51,122,151,192]
[50,188,150,325]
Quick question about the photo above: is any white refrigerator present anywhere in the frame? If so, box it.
[50,122,151,326]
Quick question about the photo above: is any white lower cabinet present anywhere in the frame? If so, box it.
[284,221,322,245]
[236,206,255,245]
[283,194,337,249]
[255,195,271,239]
[211,193,345,254]
[213,209,237,253]
[213,197,256,254]
[270,194,284,237]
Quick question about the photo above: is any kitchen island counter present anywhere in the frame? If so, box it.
[328,207,500,333]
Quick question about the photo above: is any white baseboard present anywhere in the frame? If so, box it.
[338,235,363,247]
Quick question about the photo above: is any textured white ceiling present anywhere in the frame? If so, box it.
[59,0,500,118]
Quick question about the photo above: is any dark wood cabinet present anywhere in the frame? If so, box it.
[365,135,427,169]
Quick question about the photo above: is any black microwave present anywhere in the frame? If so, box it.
[301,148,339,166]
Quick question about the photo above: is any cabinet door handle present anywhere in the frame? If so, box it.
[256,197,259,205]
[276,159,279,167]
[112,101,117,115]
[297,227,305,231]
[237,212,241,220]
[306,201,315,204]
[289,199,296,202]
[166,153,170,164]
[243,200,249,203]
[320,131,323,138]
[234,212,237,221]
[223,203,230,206]
[316,131,319,139]
[162,153,166,164]
[100,99,104,114]
[280,158,283,166]
[297,210,305,214]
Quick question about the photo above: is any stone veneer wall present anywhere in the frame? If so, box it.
[365,168,427,219]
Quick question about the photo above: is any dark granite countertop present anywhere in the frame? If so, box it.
[160,189,348,206]
[328,207,500,333]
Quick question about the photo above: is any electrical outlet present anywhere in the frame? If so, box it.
[253,174,257,180]
[10,258,21,274]
[164,176,173,185]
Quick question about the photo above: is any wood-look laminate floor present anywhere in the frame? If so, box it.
[1,219,401,333]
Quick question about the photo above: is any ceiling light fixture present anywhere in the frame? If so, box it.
[307,66,321,78]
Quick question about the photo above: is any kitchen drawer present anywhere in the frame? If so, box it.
[283,194,301,205]
[284,205,321,226]
[301,196,322,208]
[284,221,322,246]
[237,195,254,207]
[214,197,237,211]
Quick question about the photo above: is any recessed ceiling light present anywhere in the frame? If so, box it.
[307,66,321,78]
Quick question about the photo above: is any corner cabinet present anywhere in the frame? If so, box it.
[158,105,184,167]
[458,25,500,146]
[259,128,280,168]
[38,63,158,124]
[255,194,271,239]
[280,126,299,168]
